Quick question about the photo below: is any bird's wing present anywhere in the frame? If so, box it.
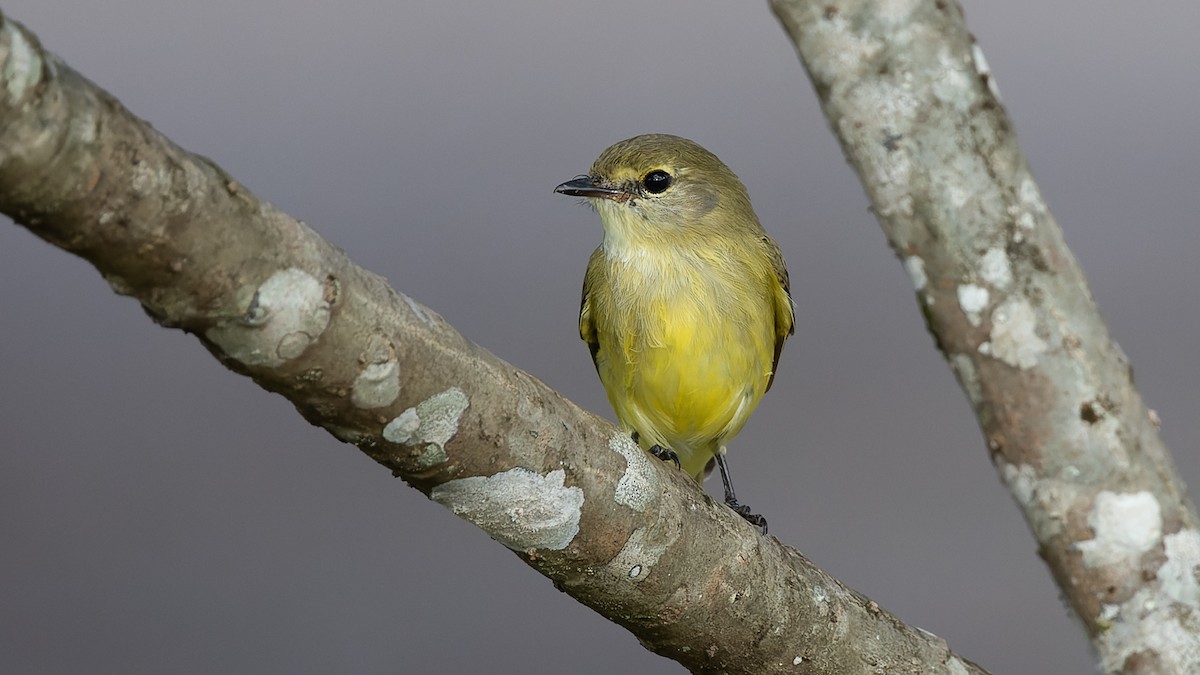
[764,235,795,392]
[579,247,604,371]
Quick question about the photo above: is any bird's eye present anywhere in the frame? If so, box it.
[641,170,672,194]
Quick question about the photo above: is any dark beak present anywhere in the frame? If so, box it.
[554,175,627,201]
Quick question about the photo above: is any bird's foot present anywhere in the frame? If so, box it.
[631,432,682,470]
[647,444,681,470]
[726,498,768,534]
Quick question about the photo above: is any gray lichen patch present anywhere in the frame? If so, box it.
[903,255,927,291]
[1158,529,1200,607]
[999,461,1074,542]
[971,44,1002,102]
[1076,491,1162,568]
[948,353,982,407]
[979,296,1046,369]
[351,359,401,409]
[382,387,468,469]
[205,268,331,367]
[978,247,1012,290]
[1096,584,1200,672]
[956,283,989,327]
[604,522,673,584]
[430,468,583,551]
[351,334,401,409]
[947,656,973,675]
[609,433,658,513]
[401,293,434,327]
[2,20,43,105]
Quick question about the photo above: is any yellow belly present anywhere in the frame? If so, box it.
[594,274,776,479]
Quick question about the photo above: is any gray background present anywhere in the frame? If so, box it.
[2,2,1197,673]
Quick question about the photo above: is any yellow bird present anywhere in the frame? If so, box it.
[555,134,794,531]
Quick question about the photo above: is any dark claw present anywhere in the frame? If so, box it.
[648,444,682,469]
[726,498,768,534]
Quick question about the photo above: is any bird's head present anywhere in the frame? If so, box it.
[555,134,758,245]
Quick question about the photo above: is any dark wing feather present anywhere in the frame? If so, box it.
[763,235,795,392]
[579,247,604,373]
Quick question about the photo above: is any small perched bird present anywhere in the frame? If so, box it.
[555,134,794,531]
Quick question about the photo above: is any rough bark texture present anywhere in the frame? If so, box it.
[770,1,1200,672]
[0,12,988,675]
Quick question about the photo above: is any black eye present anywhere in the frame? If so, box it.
[641,170,672,194]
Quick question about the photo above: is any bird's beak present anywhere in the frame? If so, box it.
[554,175,629,201]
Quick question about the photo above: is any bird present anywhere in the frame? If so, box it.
[554,134,794,532]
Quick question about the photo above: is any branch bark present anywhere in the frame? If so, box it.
[770,1,1200,672]
[0,11,985,675]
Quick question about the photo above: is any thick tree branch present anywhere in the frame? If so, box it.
[0,11,986,675]
[770,1,1200,672]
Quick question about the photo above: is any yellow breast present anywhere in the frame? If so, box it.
[585,241,777,478]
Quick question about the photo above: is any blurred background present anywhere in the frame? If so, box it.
[2,2,1197,673]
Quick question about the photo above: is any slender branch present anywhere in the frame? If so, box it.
[0,11,986,675]
[770,1,1200,672]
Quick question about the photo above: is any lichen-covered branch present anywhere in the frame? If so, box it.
[770,1,1200,671]
[0,12,987,675]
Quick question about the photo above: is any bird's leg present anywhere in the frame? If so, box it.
[632,431,682,469]
[715,453,768,534]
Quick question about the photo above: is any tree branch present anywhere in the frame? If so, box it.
[0,11,987,675]
[770,1,1200,672]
